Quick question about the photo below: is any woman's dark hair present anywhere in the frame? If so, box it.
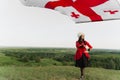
[78,36,86,44]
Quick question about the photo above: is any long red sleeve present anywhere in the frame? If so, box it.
[86,41,93,49]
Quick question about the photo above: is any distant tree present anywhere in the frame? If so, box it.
[35,57,41,63]
[21,55,30,62]
[106,58,116,69]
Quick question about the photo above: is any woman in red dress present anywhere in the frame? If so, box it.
[74,32,93,80]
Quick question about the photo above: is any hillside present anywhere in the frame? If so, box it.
[0,48,120,80]
[0,66,120,80]
[0,48,120,69]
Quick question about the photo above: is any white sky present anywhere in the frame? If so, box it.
[0,0,120,49]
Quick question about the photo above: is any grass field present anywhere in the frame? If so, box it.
[0,48,120,80]
[0,66,120,80]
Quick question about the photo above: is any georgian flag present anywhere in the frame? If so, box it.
[20,0,120,23]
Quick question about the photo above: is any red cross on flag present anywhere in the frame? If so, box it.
[20,0,120,23]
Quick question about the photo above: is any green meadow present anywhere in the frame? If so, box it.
[0,48,120,80]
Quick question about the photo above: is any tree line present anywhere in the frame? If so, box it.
[1,48,120,70]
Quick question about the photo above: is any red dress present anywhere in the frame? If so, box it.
[74,41,93,60]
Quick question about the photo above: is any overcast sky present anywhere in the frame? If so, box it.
[0,0,120,49]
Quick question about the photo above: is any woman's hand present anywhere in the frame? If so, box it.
[88,48,92,51]
[84,51,89,53]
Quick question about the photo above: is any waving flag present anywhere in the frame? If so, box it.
[20,0,120,23]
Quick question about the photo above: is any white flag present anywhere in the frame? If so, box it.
[20,0,120,23]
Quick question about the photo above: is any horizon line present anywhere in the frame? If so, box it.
[0,46,120,50]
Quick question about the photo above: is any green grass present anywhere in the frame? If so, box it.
[0,66,120,80]
[0,48,120,80]
[0,53,63,66]
[0,53,23,66]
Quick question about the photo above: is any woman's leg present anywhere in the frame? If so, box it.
[80,67,84,77]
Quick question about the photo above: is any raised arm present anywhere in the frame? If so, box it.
[86,41,93,50]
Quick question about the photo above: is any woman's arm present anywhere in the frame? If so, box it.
[86,41,93,51]
[76,41,84,48]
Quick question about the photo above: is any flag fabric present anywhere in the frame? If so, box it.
[20,0,120,23]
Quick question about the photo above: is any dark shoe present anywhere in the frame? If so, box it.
[80,76,84,80]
